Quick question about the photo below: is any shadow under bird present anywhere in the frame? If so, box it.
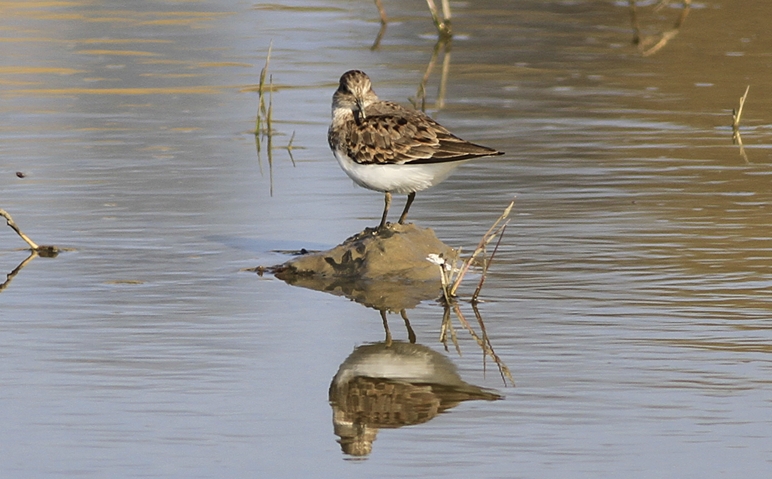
[328,70,504,231]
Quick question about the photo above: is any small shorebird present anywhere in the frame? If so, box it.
[328,70,504,231]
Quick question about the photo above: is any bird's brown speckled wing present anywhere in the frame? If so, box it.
[331,101,502,166]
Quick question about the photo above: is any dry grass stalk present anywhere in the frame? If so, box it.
[428,199,514,304]
[374,0,387,24]
[254,41,272,137]
[732,85,750,162]
[372,0,451,44]
[429,199,516,386]
[471,224,506,304]
[426,0,452,38]
[266,74,275,196]
[732,85,750,130]
[448,198,514,298]
[252,42,300,194]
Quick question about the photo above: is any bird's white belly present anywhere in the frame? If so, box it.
[334,149,465,194]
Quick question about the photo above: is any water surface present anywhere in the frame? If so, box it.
[1,0,771,477]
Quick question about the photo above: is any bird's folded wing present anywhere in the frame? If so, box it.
[341,104,501,165]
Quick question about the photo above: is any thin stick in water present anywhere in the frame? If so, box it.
[471,224,507,304]
[1,209,59,256]
[732,85,750,162]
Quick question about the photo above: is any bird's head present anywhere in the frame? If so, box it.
[332,70,378,123]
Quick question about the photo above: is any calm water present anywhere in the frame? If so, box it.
[1,0,771,477]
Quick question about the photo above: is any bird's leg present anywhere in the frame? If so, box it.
[378,191,392,230]
[400,309,416,344]
[397,192,416,224]
[380,309,392,347]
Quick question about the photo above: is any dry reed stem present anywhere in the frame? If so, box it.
[1,209,39,250]
[732,85,750,163]
[425,0,452,37]
[253,43,299,194]
[440,0,451,21]
[267,74,275,196]
[255,41,273,136]
[732,85,750,130]
[471,224,507,304]
[374,0,387,24]
[448,198,515,297]
[1,209,60,256]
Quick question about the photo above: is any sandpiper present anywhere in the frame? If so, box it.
[328,70,504,230]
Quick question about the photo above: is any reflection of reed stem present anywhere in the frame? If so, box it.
[412,37,451,112]
[284,131,297,167]
[439,305,461,355]
[0,251,37,293]
[436,43,451,109]
[472,303,515,385]
[448,302,515,386]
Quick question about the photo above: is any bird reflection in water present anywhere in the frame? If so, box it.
[329,340,502,457]
[264,242,511,457]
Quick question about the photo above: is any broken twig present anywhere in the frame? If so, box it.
[732,85,750,162]
[1,209,60,256]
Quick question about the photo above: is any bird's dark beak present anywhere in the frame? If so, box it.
[356,98,367,120]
